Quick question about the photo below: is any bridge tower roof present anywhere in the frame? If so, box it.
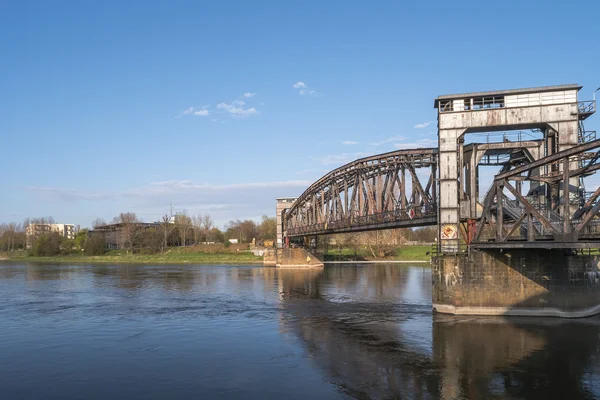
[434,84,581,108]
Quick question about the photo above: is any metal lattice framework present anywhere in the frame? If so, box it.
[284,148,438,237]
[473,138,600,249]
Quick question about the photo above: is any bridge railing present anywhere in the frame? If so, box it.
[578,100,596,115]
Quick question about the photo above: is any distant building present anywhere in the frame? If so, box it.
[25,223,75,248]
[276,197,297,248]
[228,239,239,244]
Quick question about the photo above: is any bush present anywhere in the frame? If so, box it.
[84,234,106,255]
[31,233,62,256]
[61,239,75,255]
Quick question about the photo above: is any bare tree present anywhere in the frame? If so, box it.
[161,215,176,250]
[112,212,140,253]
[92,218,107,228]
[175,211,192,247]
[202,213,214,242]
[0,222,24,252]
[191,214,203,244]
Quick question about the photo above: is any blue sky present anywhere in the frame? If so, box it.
[1,0,599,228]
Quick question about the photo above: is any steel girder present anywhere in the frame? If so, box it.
[284,148,438,237]
[472,138,600,247]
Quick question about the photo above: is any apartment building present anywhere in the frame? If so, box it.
[25,223,76,247]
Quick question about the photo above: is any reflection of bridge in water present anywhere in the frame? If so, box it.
[11,263,600,398]
[273,266,600,399]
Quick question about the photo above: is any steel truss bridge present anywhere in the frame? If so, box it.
[473,138,600,249]
[284,149,438,237]
[283,139,600,249]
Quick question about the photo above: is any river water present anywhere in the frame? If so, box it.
[0,263,599,399]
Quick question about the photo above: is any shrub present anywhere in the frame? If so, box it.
[84,234,106,255]
[31,233,61,256]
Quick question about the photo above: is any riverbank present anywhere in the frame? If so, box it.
[323,245,432,262]
[1,251,263,265]
[0,245,432,265]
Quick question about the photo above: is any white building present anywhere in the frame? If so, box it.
[25,223,76,247]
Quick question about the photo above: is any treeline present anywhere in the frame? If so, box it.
[0,212,277,256]
[101,212,277,253]
[0,223,26,251]
[0,217,63,252]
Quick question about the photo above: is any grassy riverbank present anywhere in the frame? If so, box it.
[323,245,432,262]
[1,245,431,265]
[1,250,263,265]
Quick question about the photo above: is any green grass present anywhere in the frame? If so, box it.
[391,245,432,261]
[324,245,432,262]
[0,250,262,265]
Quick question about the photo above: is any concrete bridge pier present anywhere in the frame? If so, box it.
[433,250,600,318]
[263,247,324,268]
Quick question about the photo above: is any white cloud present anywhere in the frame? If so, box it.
[177,106,210,118]
[370,135,406,146]
[317,152,369,166]
[217,102,258,117]
[178,91,260,119]
[342,140,358,145]
[175,106,196,118]
[293,82,307,89]
[293,81,318,96]
[414,121,432,129]
[25,179,312,228]
[392,138,437,149]
[25,187,115,202]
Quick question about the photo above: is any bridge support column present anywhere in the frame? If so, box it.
[437,128,466,254]
[432,250,600,317]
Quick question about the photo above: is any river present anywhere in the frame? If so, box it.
[0,262,598,399]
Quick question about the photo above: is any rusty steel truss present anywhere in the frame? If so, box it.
[284,149,438,237]
[472,138,600,249]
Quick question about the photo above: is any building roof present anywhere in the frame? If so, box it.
[434,84,582,108]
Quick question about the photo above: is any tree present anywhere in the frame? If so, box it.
[84,233,106,255]
[202,213,213,232]
[411,227,436,243]
[191,214,203,244]
[25,216,55,225]
[0,222,24,252]
[140,228,164,253]
[161,215,176,250]
[31,232,62,256]
[225,219,242,242]
[61,239,75,255]
[92,218,107,228]
[74,229,88,250]
[258,215,276,241]
[207,227,224,243]
[175,211,192,247]
[112,212,140,253]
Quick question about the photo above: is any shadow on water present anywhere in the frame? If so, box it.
[275,264,600,399]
